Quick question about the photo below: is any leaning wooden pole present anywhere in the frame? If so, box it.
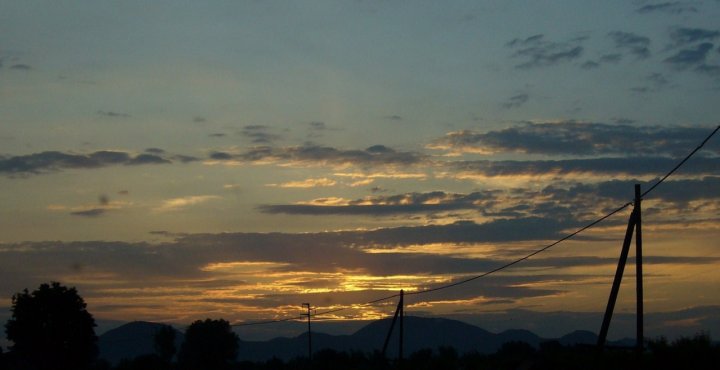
[399,289,404,364]
[302,303,312,361]
[635,184,644,353]
[597,204,637,349]
[382,291,403,359]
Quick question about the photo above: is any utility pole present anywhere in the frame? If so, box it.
[635,184,644,353]
[597,184,644,352]
[302,303,312,361]
[382,290,405,364]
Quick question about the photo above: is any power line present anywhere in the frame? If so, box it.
[641,124,720,198]
[233,124,720,327]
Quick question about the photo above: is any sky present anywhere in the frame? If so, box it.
[1,0,720,342]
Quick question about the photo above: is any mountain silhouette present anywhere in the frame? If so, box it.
[98,316,623,363]
[98,321,183,365]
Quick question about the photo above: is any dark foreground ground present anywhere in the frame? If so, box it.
[4,333,715,370]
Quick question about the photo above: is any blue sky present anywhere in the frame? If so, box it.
[1,1,719,340]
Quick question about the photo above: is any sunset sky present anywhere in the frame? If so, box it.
[1,1,719,341]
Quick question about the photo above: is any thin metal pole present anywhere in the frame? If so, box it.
[302,303,312,361]
[635,184,644,353]
[597,209,637,349]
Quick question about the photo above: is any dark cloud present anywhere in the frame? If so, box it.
[9,64,31,70]
[96,110,131,118]
[664,42,715,68]
[611,118,635,125]
[696,63,720,75]
[309,121,327,130]
[608,31,651,59]
[70,208,107,217]
[647,72,670,86]
[599,53,623,63]
[669,27,720,47]
[385,115,403,121]
[240,125,280,144]
[450,156,719,178]
[193,116,207,123]
[636,2,697,14]
[127,154,171,165]
[145,148,165,154]
[2,230,717,311]
[2,222,719,325]
[307,121,328,139]
[632,73,671,93]
[429,121,719,157]
[99,194,110,205]
[581,61,600,69]
[266,177,719,222]
[506,34,544,47]
[501,94,529,109]
[259,191,499,216]
[507,35,585,68]
[210,144,425,167]
[546,177,720,207]
[582,54,623,70]
[171,154,201,163]
[209,133,226,138]
[0,150,176,176]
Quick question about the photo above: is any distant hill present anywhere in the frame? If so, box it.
[98,321,183,365]
[99,316,617,363]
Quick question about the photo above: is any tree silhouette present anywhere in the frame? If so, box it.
[154,324,177,363]
[177,318,238,370]
[4,281,98,370]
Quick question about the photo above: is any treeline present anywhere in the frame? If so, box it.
[100,335,720,370]
[1,282,718,370]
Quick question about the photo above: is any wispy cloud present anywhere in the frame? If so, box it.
[608,31,651,59]
[97,110,131,118]
[501,94,529,109]
[9,64,31,70]
[669,27,720,47]
[240,125,281,144]
[664,42,715,68]
[507,34,585,69]
[155,195,221,212]
[267,178,338,188]
[50,195,131,218]
[636,2,697,14]
[70,208,107,217]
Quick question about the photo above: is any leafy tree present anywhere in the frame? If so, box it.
[4,281,98,370]
[178,318,238,370]
[154,324,177,363]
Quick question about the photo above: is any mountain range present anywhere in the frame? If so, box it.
[98,316,627,364]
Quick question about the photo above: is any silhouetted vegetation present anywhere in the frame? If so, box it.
[69,334,715,370]
[177,318,239,370]
[154,324,177,364]
[3,282,98,370]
